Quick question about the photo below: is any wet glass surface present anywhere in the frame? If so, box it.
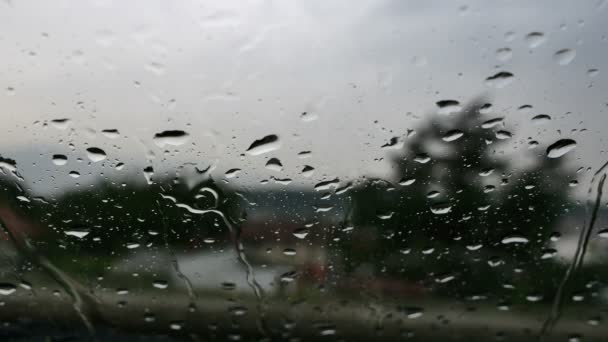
[1,0,608,341]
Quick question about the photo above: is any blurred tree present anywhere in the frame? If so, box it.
[343,98,575,302]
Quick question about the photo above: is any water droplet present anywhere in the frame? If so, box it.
[525,32,546,48]
[101,129,120,139]
[64,230,90,239]
[501,236,529,244]
[413,153,431,164]
[430,203,452,215]
[143,166,154,184]
[597,228,608,238]
[436,100,462,115]
[283,248,296,256]
[436,274,455,283]
[225,168,241,178]
[229,306,248,316]
[0,283,16,296]
[399,177,416,186]
[153,130,190,147]
[301,165,315,177]
[265,158,283,172]
[50,118,71,130]
[169,321,184,330]
[86,147,106,162]
[293,228,309,239]
[588,68,599,78]
[496,48,512,61]
[442,130,464,142]
[531,114,551,125]
[246,135,280,155]
[481,117,504,129]
[546,139,576,158]
[69,171,80,178]
[221,282,236,291]
[485,71,514,88]
[553,49,576,66]
[479,168,494,176]
[126,242,140,249]
[526,294,543,302]
[144,313,156,323]
[52,154,68,166]
[152,280,168,289]
[495,130,512,139]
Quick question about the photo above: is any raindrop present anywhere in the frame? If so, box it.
[153,130,190,147]
[265,158,283,172]
[169,321,184,331]
[426,190,440,198]
[496,130,512,139]
[126,242,140,249]
[221,282,236,291]
[246,134,280,155]
[52,154,68,166]
[293,228,309,239]
[436,100,462,115]
[86,147,106,162]
[481,117,504,129]
[152,280,168,289]
[69,171,80,178]
[442,130,464,142]
[546,139,576,158]
[414,153,431,164]
[225,168,241,178]
[597,228,608,238]
[495,47,512,61]
[399,178,416,186]
[525,32,546,48]
[50,118,71,130]
[485,71,514,88]
[501,236,529,244]
[101,129,120,139]
[143,166,154,184]
[553,49,576,66]
[430,203,452,215]
[64,230,90,239]
[587,68,599,78]
[0,283,16,296]
[526,294,543,302]
[301,165,315,177]
[531,114,551,125]
[283,248,296,256]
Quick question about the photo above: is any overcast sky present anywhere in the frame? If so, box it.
[0,0,607,197]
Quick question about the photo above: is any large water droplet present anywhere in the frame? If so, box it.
[64,230,90,239]
[436,100,462,115]
[153,130,190,147]
[501,236,529,244]
[265,158,283,172]
[101,129,120,139]
[496,47,512,61]
[246,134,280,155]
[485,71,514,88]
[546,139,576,158]
[553,49,576,66]
[430,203,452,215]
[0,283,16,296]
[50,118,71,130]
[86,147,106,162]
[442,130,464,142]
[531,114,551,125]
[525,32,546,48]
[52,154,68,166]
